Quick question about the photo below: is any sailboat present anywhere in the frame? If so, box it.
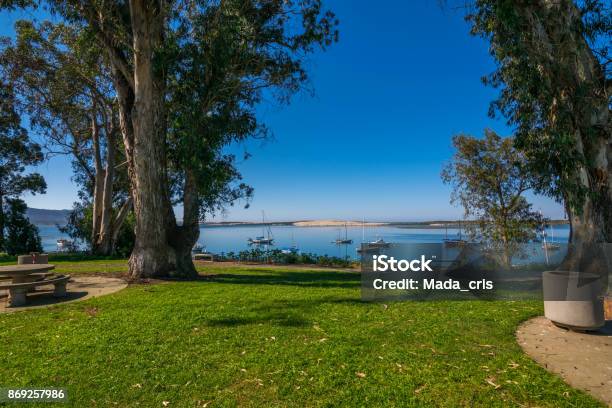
[248,211,274,245]
[356,219,390,253]
[443,221,467,247]
[56,239,75,252]
[281,233,299,254]
[541,223,560,250]
[333,222,353,244]
[192,243,205,254]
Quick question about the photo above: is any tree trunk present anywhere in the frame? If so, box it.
[125,0,176,279]
[90,113,104,248]
[0,193,4,251]
[173,170,200,278]
[94,128,116,255]
[110,196,133,253]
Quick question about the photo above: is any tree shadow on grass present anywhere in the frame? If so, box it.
[206,313,310,328]
[203,296,366,328]
[209,269,361,289]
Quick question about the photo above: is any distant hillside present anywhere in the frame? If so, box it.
[26,208,71,225]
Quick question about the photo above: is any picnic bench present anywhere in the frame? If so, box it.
[0,264,71,307]
[193,253,214,262]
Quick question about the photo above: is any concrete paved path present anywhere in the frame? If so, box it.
[517,316,612,406]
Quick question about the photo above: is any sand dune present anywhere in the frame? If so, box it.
[292,220,388,227]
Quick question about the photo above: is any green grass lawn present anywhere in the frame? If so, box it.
[0,263,602,407]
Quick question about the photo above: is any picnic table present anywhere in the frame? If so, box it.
[0,264,70,307]
[0,264,56,283]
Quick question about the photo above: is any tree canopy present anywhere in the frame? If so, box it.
[0,0,339,278]
[442,129,543,265]
[467,0,611,244]
[0,80,46,251]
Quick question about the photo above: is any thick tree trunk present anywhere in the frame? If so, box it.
[125,0,176,279]
[173,170,200,278]
[95,1,196,278]
[566,135,611,247]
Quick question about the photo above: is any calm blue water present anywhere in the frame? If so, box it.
[37,223,570,260]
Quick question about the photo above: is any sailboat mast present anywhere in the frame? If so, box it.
[362,217,365,242]
[551,223,554,243]
[261,210,265,237]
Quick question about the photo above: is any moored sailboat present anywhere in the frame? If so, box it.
[333,222,353,244]
[248,211,274,245]
[443,221,467,247]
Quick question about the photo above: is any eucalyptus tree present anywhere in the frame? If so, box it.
[467,0,611,246]
[442,130,543,266]
[0,81,46,251]
[164,1,338,276]
[28,0,339,279]
[0,20,132,255]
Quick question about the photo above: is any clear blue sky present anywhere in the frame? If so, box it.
[1,1,564,222]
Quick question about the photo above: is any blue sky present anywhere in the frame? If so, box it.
[1,1,564,222]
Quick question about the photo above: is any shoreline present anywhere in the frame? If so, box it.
[200,219,570,228]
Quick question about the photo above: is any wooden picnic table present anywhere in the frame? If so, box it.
[0,264,56,283]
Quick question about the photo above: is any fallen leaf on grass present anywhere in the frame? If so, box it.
[85,307,99,317]
[132,383,142,389]
[162,401,170,407]
[414,385,426,394]
[508,362,520,369]
[356,372,366,378]
[485,378,501,389]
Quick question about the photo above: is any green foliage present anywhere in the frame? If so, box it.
[217,249,353,268]
[163,0,339,218]
[0,79,46,250]
[442,130,543,264]
[0,82,46,198]
[3,197,42,255]
[467,0,611,216]
[59,202,135,257]
[0,20,123,195]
